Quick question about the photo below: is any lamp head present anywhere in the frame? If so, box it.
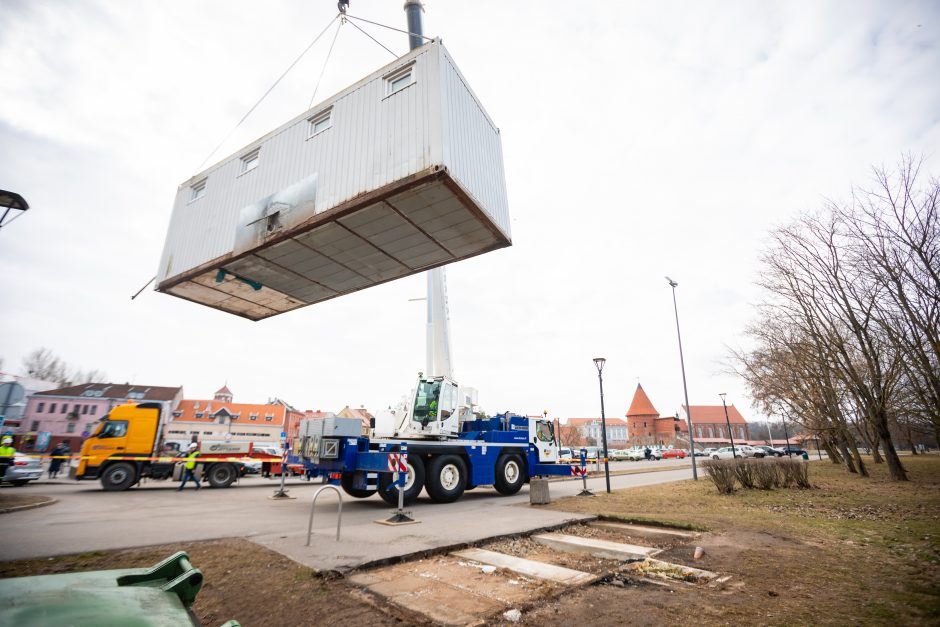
[665,276,678,287]
[719,392,727,402]
[593,357,606,373]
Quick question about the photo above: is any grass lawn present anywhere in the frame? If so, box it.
[542,455,940,625]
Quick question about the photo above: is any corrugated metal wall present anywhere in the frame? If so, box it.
[438,46,511,240]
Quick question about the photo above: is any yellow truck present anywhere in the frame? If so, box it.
[72,402,278,491]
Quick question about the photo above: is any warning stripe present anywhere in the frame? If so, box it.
[9,454,278,463]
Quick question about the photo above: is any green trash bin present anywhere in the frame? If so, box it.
[0,551,239,627]
[801,451,809,460]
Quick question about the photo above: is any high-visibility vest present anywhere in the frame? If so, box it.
[184,451,200,470]
[0,445,15,457]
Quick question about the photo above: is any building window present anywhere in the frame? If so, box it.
[240,148,260,174]
[49,403,57,413]
[195,412,204,419]
[37,402,45,413]
[190,179,207,201]
[386,65,414,96]
[82,405,89,414]
[249,414,258,421]
[204,431,213,435]
[308,109,332,137]
[91,406,97,415]
[30,420,39,431]
[265,414,273,422]
[62,404,68,413]
[66,422,76,434]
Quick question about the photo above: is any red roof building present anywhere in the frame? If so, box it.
[681,404,751,444]
[164,386,288,447]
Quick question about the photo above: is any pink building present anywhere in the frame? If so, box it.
[19,383,182,451]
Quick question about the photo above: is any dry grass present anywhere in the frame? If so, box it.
[543,455,940,625]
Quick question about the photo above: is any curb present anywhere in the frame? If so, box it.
[0,497,58,515]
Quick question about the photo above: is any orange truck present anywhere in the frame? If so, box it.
[71,402,280,490]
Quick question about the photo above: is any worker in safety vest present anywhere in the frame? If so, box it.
[0,436,16,482]
[177,442,201,491]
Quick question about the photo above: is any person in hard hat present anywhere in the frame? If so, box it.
[178,442,201,491]
[0,436,16,483]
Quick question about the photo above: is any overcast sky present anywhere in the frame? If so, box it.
[1,0,938,424]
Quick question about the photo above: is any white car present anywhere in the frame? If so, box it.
[710,446,742,460]
[624,448,646,461]
[736,445,763,458]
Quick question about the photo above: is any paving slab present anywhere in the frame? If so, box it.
[589,520,697,538]
[452,548,598,586]
[531,532,661,560]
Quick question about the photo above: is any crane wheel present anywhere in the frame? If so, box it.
[494,454,526,495]
[425,454,467,503]
[378,456,425,506]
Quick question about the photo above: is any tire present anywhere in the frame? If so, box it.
[711,455,720,460]
[379,456,425,506]
[494,454,526,496]
[207,463,236,488]
[425,455,467,503]
[341,471,377,499]
[101,462,136,491]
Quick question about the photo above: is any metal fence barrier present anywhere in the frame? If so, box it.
[306,485,343,546]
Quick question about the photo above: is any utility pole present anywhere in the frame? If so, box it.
[719,393,736,456]
[666,277,698,479]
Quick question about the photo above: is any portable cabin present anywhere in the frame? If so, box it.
[154,38,511,320]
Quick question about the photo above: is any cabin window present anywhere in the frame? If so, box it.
[190,179,207,201]
[386,66,414,96]
[240,148,260,174]
[307,109,332,137]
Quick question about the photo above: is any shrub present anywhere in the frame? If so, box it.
[734,459,756,489]
[751,459,778,490]
[776,458,811,488]
[701,458,737,494]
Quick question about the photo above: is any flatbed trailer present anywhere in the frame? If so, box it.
[290,413,577,505]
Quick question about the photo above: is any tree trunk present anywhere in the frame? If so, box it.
[859,423,883,463]
[870,431,884,464]
[844,430,868,477]
[906,423,918,455]
[823,437,843,464]
[873,411,908,481]
[837,439,858,474]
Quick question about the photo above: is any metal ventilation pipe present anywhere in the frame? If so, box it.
[404,0,425,50]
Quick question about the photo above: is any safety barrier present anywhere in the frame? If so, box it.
[305,485,343,545]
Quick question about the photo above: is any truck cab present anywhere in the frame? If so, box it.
[74,402,165,486]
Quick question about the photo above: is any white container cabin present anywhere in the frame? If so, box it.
[156,39,511,320]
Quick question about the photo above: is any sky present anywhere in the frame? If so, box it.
[1,0,938,424]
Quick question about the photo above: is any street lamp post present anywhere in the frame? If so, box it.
[593,357,612,494]
[719,393,736,457]
[666,277,698,480]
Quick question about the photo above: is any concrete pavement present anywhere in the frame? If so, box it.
[2,468,693,570]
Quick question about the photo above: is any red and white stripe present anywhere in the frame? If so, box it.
[388,453,407,472]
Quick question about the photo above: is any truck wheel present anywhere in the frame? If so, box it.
[425,455,467,503]
[494,454,526,496]
[207,463,236,488]
[379,456,425,506]
[101,462,136,491]
[341,472,377,498]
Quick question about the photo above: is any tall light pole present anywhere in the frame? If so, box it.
[593,358,611,493]
[719,393,736,456]
[666,277,698,480]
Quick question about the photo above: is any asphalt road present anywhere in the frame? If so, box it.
[2,463,694,570]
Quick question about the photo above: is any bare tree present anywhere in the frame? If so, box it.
[21,348,107,387]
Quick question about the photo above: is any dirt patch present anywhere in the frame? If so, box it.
[483,535,623,575]
[0,538,419,626]
[0,494,55,513]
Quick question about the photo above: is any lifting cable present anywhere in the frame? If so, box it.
[345,17,397,59]
[344,13,434,45]
[308,17,344,108]
[195,13,341,172]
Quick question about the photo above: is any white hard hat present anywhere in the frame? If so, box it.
[1,436,11,445]
[188,442,198,450]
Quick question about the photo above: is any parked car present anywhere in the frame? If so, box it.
[781,446,807,457]
[710,446,742,460]
[558,448,575,463]
[662,448,686,459]
[693,448,710,457]
[736,445,764,458]
[754,445,785,457]
[648,447,663,460]
[3,453,43,486]
[623,448,646,461]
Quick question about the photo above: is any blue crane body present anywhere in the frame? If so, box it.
[289,380,577,505]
